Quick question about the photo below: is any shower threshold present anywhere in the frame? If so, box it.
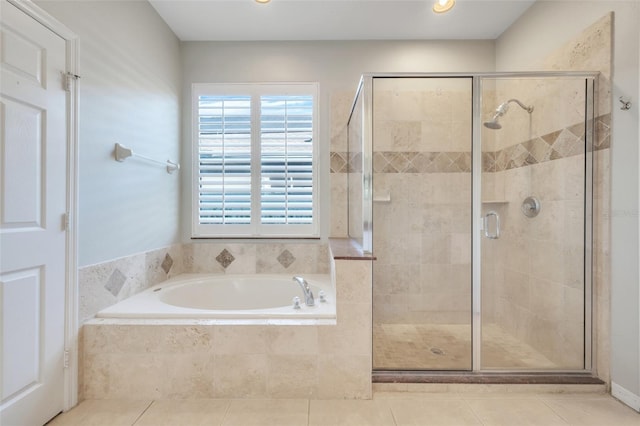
[372,371,605,385]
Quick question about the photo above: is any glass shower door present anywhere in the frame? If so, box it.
[479,76,594,370]
[372,76,473,370]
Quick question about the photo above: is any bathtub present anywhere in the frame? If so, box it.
[96,273,335,320]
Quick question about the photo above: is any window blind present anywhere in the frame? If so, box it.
[193,83,318,238]
[260,95,314,225]
[197,95,252,225]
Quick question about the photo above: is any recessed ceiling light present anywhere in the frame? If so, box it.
[255,0,271,3]
[433,0,455,14]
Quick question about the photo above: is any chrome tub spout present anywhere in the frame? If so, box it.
[293,276,315,306]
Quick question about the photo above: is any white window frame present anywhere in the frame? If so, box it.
[192,82,319,238]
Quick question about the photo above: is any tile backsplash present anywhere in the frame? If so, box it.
[78,242,329,322]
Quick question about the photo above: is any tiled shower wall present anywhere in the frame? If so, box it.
[482,14,612,370]
[481,113,609,368]
[78,242,329,322]
[329,14,611,377]
[372,78,473,326]
[334,79,475,326]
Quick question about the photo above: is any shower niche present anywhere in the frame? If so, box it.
[347,73,597,373]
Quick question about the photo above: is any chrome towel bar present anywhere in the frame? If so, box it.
[114,143,180,174]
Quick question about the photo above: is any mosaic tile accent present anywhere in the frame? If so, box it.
[330,152,348,173]
[331,152,362,173]
[374,151,472,173]
[331,114,611,174]
[215,249,235,269]
[160,253,173,274]
[595,114,611,150]
[348,152,362,173]
[277,249,296,268]
[104,269,126,297]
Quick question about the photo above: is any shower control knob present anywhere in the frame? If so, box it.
[318,290,327,303]
[293,296,301,309]
[522,196,541,218]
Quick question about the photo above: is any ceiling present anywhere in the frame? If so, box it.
[148,0,537,41]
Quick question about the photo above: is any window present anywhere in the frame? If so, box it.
[192,83,319,237]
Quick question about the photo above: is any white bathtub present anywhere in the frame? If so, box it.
[96,273,335,320]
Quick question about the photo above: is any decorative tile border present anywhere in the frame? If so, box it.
[330,151,361,173]
[375,151,471,173]
[331,114,610,174]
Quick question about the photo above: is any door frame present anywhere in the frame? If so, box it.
[6,0,79,411]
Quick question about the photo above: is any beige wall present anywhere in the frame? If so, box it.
[180,40,496,242]
[497,1,639,397]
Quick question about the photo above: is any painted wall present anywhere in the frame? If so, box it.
[180,40,496,242]
[35,0,182,267]
[496,0,640,407]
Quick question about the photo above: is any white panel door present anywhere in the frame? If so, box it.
[0,2,68,425]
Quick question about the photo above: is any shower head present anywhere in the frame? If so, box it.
[483,118,502,130]
[483,98,533,130]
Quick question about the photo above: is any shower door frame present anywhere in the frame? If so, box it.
[360,71,599,375]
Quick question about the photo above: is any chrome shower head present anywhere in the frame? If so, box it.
[483,98,533,130]
[483,118,502,130]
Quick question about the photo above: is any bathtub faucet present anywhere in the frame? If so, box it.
[293,276,315,306]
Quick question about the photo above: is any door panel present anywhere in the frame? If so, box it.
[479,77,589,370]
[0,2,68,425]
[372,77,473,370]
[1,268,42,399]
[1,97,44,227]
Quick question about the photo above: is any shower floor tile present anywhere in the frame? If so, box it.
[373,323,556,370]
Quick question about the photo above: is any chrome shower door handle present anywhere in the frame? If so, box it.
[483,211,500,239]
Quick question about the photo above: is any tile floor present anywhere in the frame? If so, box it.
[47,391,639,426]
[373,323,556,370]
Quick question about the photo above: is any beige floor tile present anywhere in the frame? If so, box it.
[533,391,610,399]
[465,398,568,425]
[459,392,541,400]
[47,399,151,426]
[542,396,640,425]
[388,399,482,426]
[133,399,230,426]
[374,391,461,400]
[221,399,309,426]
[309,399,395,426]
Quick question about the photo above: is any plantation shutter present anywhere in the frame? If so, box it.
[192,83,318,237]
[197,95,252,225]
[260,95,314,225]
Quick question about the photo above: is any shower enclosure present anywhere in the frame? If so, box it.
[347,73,597,373]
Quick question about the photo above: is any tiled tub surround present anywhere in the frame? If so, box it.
[184,242,329,275]
[79,242,329,322]
[95,273,335,319]
[80,242,372,400]
[78,244,184,324]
